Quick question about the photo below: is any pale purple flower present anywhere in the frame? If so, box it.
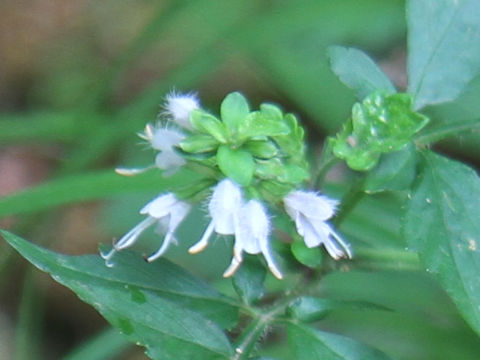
[284,190,352,260]
[101,193,190,266]
[164,91,200,130]
[223,199,282,279]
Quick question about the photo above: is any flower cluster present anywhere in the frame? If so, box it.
[103,91,352,278]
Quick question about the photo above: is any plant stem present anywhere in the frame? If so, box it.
[231,296,297,360]
[333,177,366,227]
[313,139,341,189]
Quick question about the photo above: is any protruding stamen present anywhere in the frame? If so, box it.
[115,217,156,250]
[146,232,174,262]
[189,221,214,254]
[223,258,242,278]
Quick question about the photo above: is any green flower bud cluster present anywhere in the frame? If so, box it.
[179,92,309,200]
[331,91,429,171]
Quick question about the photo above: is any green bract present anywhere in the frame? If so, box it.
[331,91,429,171]
[179,91,309,191]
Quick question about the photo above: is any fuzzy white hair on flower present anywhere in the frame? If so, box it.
[284,190,352,260]
[188,178,243,254]
[164,91,200,130]
[117,124,186,176]
[223,199,283,279]
[101,193,190,266]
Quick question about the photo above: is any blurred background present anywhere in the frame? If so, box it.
[2,0,480,359]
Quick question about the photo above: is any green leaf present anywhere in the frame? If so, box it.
[291,241,324,268]
[404,151,480,335]
[232,257,266,305]
[2,231,236,359]
[327,46,396,100]
[190,110,228,143]
[0,169,201,218]
[287,323,390,360]
[179,134,219,153]
[220,92,250,133]
[255,159,309,185]
[217,145,255,185]
[238,111,290,140]
[243,139,278,159]
[287,297,332,322]
[407,0,480,109]
[287,297,388,323]
[364,144,417,193]
[259,103,283,121]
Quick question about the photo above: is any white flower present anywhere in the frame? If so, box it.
[188,178,243,254]
[284,190,352,260]
[189,179,282,279]
[223,200,283,279]
[116,124,187,176]
[164,91,200,130]
[101,193,190,266]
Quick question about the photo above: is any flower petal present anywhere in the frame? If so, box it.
[140,193,179,218]
[151,128,186,151]
[165,92,200,129]
[189,221,215,254]
[154,150,186,171]
[209,178,243,234]
[146,232,176,262]
[284,190,338,221]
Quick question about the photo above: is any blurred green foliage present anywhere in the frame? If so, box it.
[1,1,480,360]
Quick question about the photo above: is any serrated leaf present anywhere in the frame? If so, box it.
[407,0,480,109]
[287,323,391,360]
[327,46,396,100]
[364,144,417,193]
[220,92,250,133]
[217,145,255,186]
[2,231,237,359]
[404,151,480,335]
